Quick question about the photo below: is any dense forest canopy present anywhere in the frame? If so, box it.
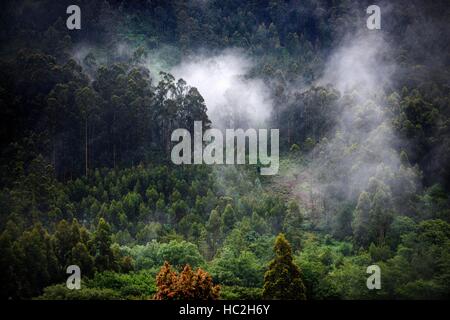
[0,0,449,300]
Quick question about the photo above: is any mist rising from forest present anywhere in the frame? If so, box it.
[307,31,420,202]
[319,33,394,96]
[71,43,274,129]
[66,6,429,204]
[171,50,273,129]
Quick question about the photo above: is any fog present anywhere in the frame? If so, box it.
[319,33,394,96]
[171,50,273,129]
[69,26,422,208]
[72,44,274,129]
[306,31,420,210]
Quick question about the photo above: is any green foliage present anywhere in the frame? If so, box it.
[86,270,156,299]
[123,240,205,271]
[263,234,306,300]
[295,233,346,299]
[0,0,449,301]
[283,201,304,249]
[36,284,120,300]
[93,218,118,271]
[352,179,395,247]
[211,248,264,288]
[220,286,263,300]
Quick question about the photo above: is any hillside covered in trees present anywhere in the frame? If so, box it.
[0,0,449,300]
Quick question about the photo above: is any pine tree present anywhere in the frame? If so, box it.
[54,219,78,267]
[263,233,306,300]
[221,204,235,234]
[71,242,95,276]
[93,218,117,271]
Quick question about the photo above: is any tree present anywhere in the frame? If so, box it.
[122,191,142,219]
[15,223,59,297]
[157,240,205,270]
[0,221,21,298]
[211,247,263,287]
[154,262,220,300]
[207,209,222,254]
[352,179,395,247]
[283,201,304,249]
[71,242,95,277]
[380,219,450,299]
[54,219,80,267]
[352,192,372,247]
[333,202,354,240]
[93,218,117,271]
[386,216,417,248]
[263,233,306,300]
[221,204,236,234]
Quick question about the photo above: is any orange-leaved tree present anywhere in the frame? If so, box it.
[154,262,220,300]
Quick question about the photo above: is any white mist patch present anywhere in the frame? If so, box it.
[171,50,273,128]
[71,44,91,64]
[320,34,394,96]
[309,33,419,201]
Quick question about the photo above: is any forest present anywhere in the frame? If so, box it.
[0,0,449,300]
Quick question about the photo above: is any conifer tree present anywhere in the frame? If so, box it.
[263,233,306,300]
[93,218,117,271]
